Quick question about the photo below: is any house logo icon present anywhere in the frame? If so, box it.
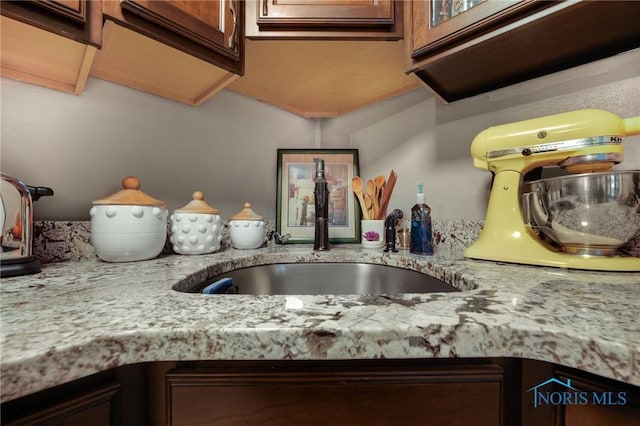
[527,378,578,408]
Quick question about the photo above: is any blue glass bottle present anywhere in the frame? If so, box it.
[410,183,433,256]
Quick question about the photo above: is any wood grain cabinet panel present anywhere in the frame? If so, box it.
[166,360,505,425]
[103,0,242,69]
[405,0,640,103]
[1,364,146,426]
[226,37,419,118]
[2,359,639,426]
[119,0,240,60]
[1,0,101,45]
[407,0,544,58]
[32,1,86,24]
[234,0,413,118]
[41,1,83,12]
[1,382,120,426]
[554,368,640,426]
[246,0,403,39]
[259,0,393,24]
[0,0,100,95]
[91,0,244,106]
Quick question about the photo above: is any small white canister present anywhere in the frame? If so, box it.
[229,202,265,249]
[170,191,222,255]
[90,176,167,262]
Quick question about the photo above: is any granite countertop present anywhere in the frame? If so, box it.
[1,244,639,403]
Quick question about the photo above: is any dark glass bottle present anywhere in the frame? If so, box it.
[410,183,433,256]
[313,158,330,251]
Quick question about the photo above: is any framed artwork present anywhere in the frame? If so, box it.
[276,149,361,244]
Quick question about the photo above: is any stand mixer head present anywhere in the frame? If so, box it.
[464,109,640,271]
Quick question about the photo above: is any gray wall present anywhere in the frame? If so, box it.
[2,48,639,221]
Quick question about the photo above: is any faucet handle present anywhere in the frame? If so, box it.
[384,209,404,253]
[273,232,291,245]
[385,209,404,225]
[313,158,326,180]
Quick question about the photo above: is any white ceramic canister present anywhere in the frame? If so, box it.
[170,191,222,255]
[90,176,167,262]
[229,202,265,249]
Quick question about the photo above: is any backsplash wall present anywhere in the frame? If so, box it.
[2,49,639,222]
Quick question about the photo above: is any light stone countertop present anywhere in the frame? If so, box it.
[1,244,639,403]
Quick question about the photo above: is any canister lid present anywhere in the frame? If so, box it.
[174,191,220,214]
[92,176,166,206]
[230,202,263,221]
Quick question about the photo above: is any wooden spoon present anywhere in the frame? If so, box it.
[363,192,373,219]
[378,170,397,220]
[351,176,369,220]
[373,174,386,218]
[366,179,379,219]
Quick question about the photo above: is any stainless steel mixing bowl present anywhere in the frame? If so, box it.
[522,170,640,255]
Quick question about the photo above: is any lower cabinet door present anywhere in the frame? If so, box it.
[555,368,640,426]
[2,382,120,426]
[167,361,504,426]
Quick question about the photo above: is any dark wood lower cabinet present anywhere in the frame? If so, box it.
[0,364,145,426]
[2,358,639,426]
[2,382,118,426]
[166,359,505,426]
[554,367,640,426]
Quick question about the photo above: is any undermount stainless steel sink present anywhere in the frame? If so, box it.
[177,263,460,295]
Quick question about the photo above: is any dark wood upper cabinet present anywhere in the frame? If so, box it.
[108,0,242,68]
[405,0,640,103]
[408,0,546,57]
[118,0,241,62]
[246,0,403,39]
[0,0,101,95]
[90,0,244,106]
[0,0,101,46]
[33,0,87,24]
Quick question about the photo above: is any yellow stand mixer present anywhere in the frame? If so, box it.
[464,109,640,271]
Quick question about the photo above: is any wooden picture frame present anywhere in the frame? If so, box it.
[276,149,361,244]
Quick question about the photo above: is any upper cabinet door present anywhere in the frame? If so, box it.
[405,0,640,103]
[1,0,101,95]
[0,0,101,45]
[119,0,241,61]
[247,0,403,39]
[408,0,545,57]
[93,0,244,105]
[33,1,87,23]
